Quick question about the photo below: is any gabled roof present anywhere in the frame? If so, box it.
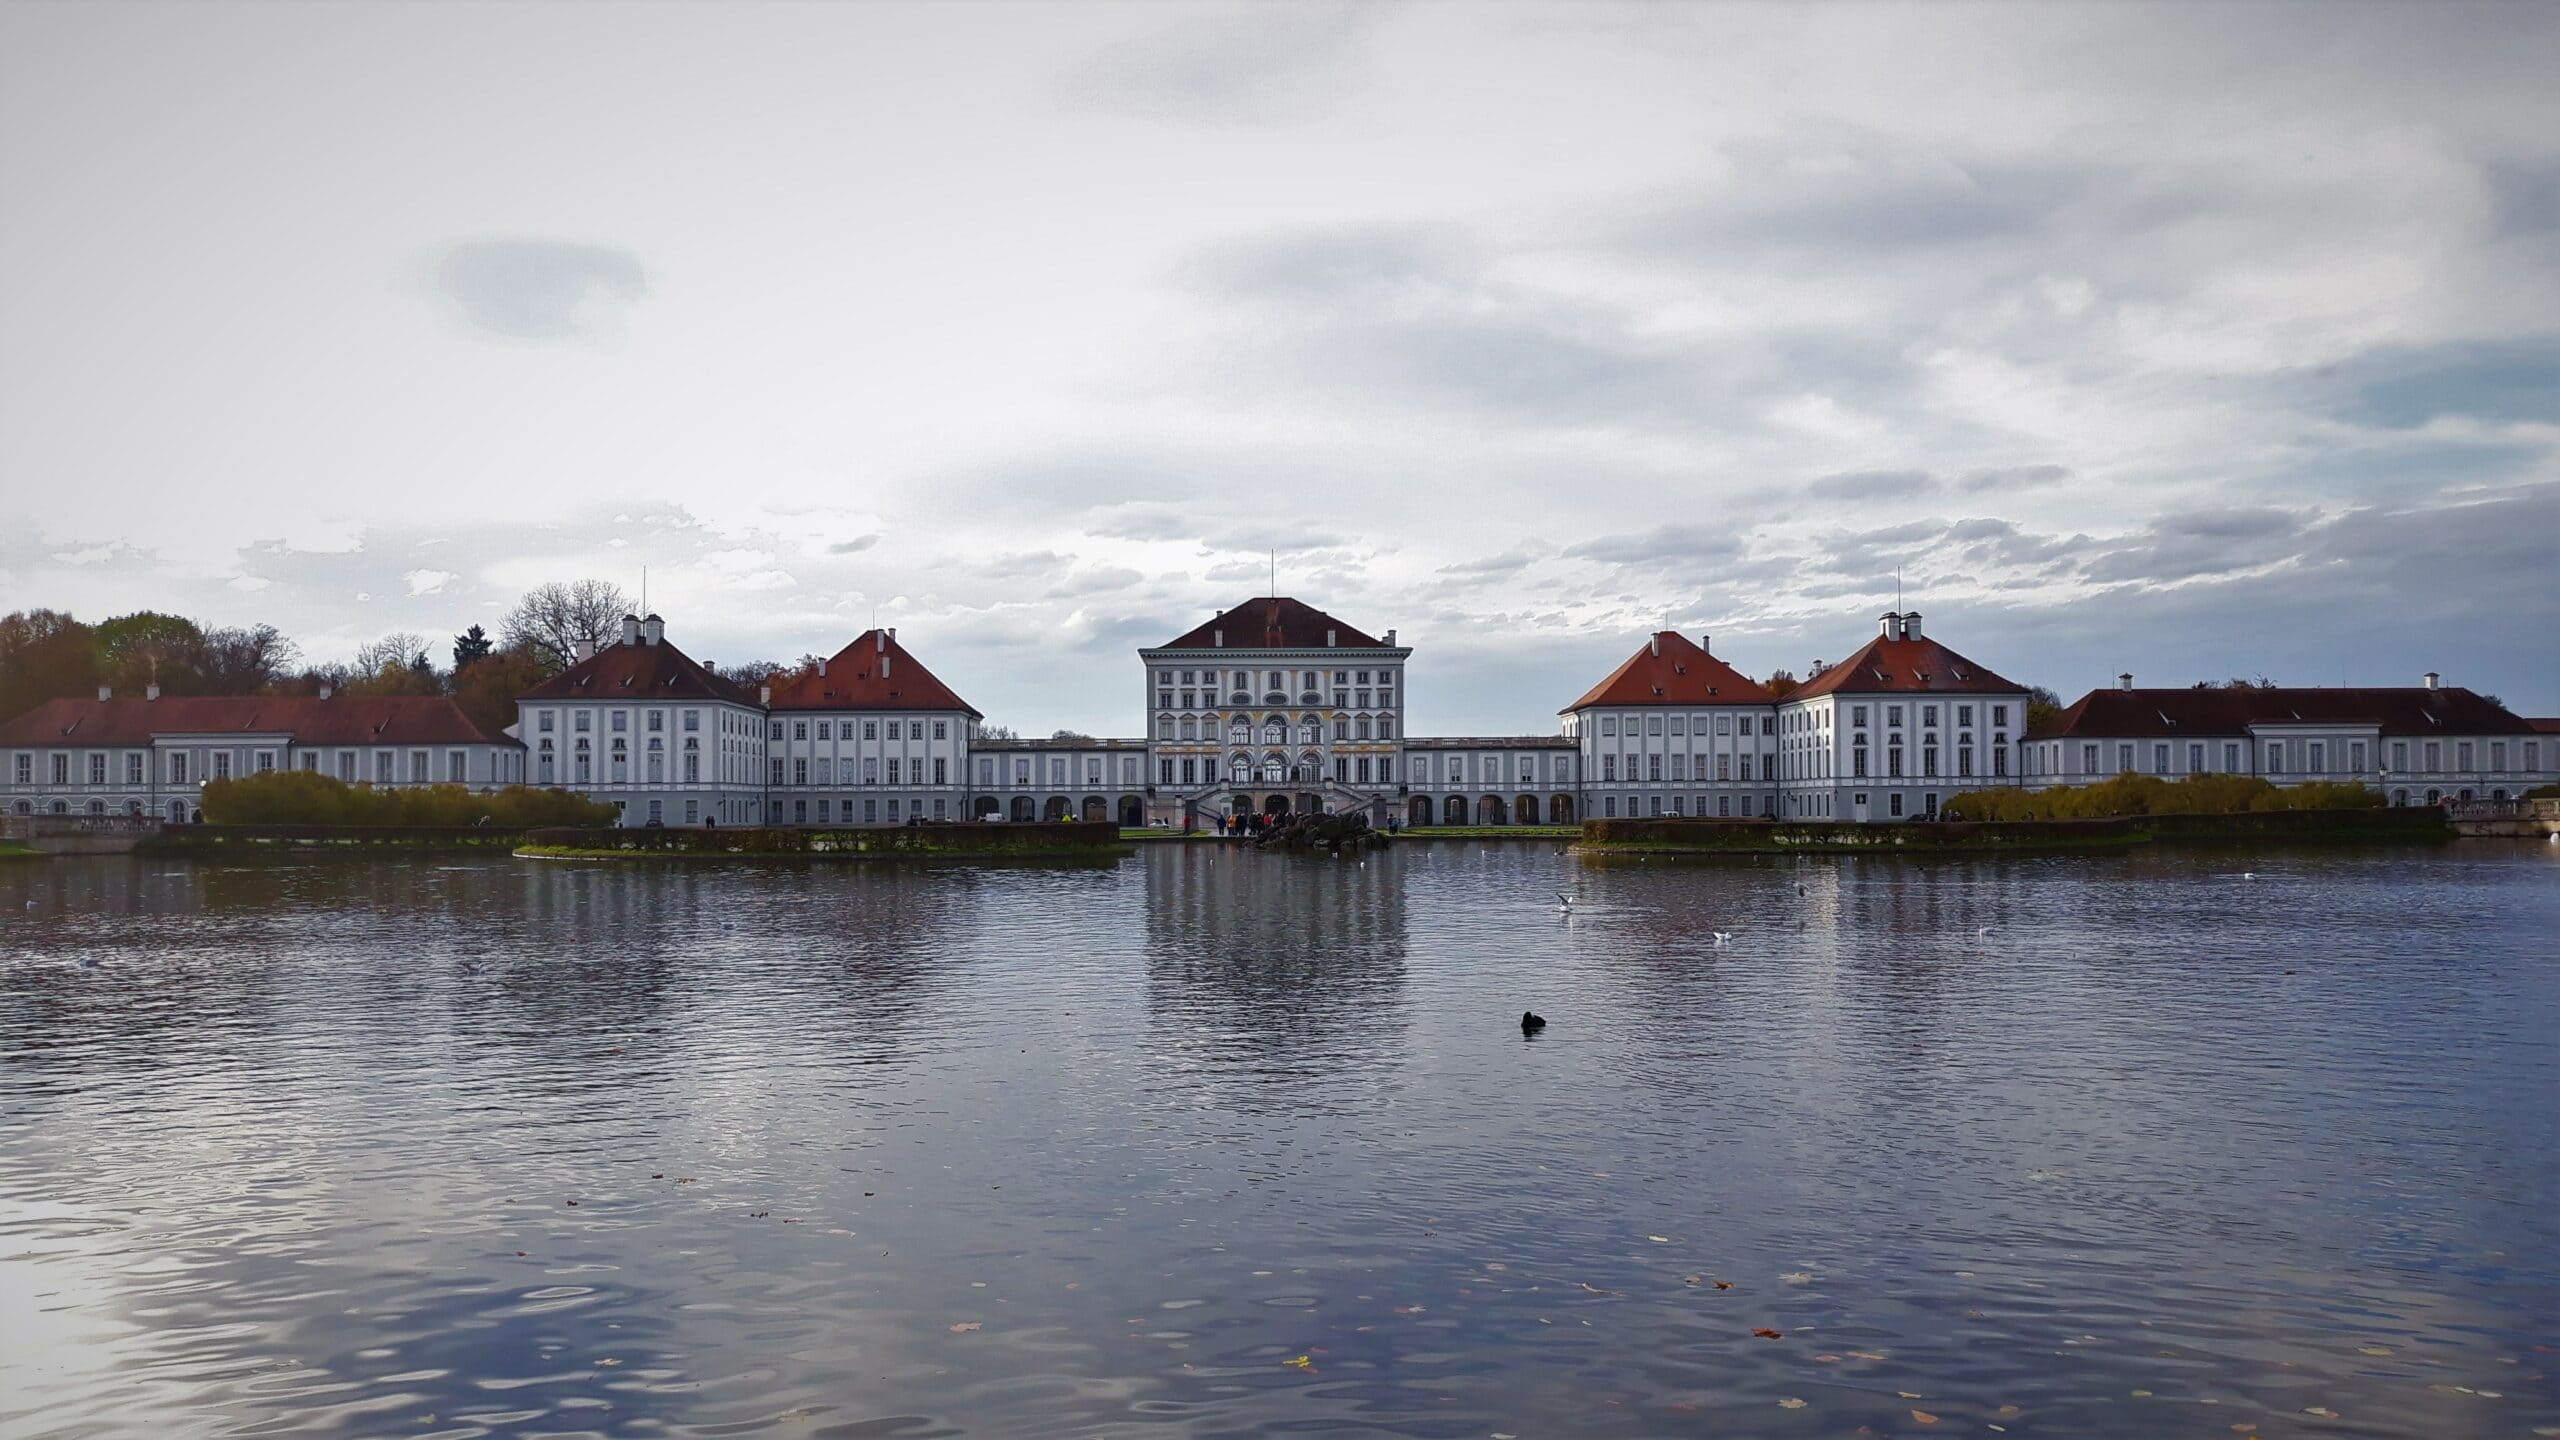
[517,634,755,706]
[1561,632,1773,713]
[1153,597,1391,651]
[2032,686,2536,740]
[0,695,518,748]
[764,630,980,717]
[2530,717,2560,734]
[1787,632,2028,700]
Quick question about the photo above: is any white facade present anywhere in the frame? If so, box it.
[2,688,523,824]
[1137,600,1413,825]
[1774,613,2027,823]
[514,615,765,827]
[2027,675,2553,805]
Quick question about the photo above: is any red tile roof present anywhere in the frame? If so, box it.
[1154,597,1391,650]
[2034,686,2538,739]
[2530,717,2560,734]
[1786,632,2028,700]
[517,634,755,705]
[765,630,980,717]
[0,695,516,748]
[1561,632,1774,712]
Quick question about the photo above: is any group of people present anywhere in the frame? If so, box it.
[1207,810,1402,837]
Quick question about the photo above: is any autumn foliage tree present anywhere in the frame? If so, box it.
[200,769,617,827]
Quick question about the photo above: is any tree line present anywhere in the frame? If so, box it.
[0,580,795,739]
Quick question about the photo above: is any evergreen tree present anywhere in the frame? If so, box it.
[452,624,494,671]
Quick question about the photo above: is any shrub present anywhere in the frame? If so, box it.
[1942,772,2381,822]
[200,770,617,828]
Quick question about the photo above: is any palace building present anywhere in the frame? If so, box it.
[2026,673,2548,806]
[1,687,521,823]
[12,597,2553,829]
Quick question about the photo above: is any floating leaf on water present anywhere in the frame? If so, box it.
[1285,1354,1314,1369]
[1716,1279,1733,1289]
[2304,1405,2338,1417]
[949,1322,981,1333]
[2357,1346,2392,1356]
[1777,1398,1807,1410]
[1780,1271,1812,1285]
[2132,1389,2153,1398]
[1899,1391,1923,1399]
[1648,1236,1670,1244]
[1911,1410,1939,1424]
[1580,1283,1609,1294]
[1754,1328,1784,1339]
[596,1358,621,1367]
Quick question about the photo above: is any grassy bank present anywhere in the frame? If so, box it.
[519,820,1129,861]
[1578,806,2449,856]
[0,842,44,861]
[139,825,530,857]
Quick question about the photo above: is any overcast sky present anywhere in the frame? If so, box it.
[3,1,2554,732]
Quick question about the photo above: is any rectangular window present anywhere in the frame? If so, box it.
[2188,743,2204,773]
[2489,742,2504,770]
[2457,741,2473,771]
[612,711,628,732]
[685,799,699,824]
[770,758,784,784]
[1739,755,1754,781]
[301,752,318,772]
[2154,743,2171,774]
[1717,754,1731,781]
[1718,795,1731,817]
[2425,741,2441,771]
[1958,704,1974,726]
[1601,716,1617,736]
[1647,714,1663,736]
[1890,792,1904,817]
[2267,742,2285,773]
[1852,705,1869,728]
[865,799,878,822]
[1603,755,1616,781]
[1670,754,1686,781]
[575,711,591,732]
[1716,714,1733,736]
[647,711,663,732]
[1603,796,1617,818]
[131,753,149,783]
[1887,705,1904,728]
[888,759,902,785]
[684,710,699,731]
[2525,741,2540,771]
[2227,742,2243,772]
[934,758,948,784]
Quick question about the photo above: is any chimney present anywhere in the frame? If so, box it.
[575,638,595,662]
[817,658,828,677]
[888,626,897,642]
[759,683,772,706]
[318,682,333,700]
[618,614,640,647]
[1648,635,1660,657]
[1879,611,1900,639]
[146,684,161,701]
[641,613,664,646]
[2423,671,2440,690]
[1699,633,1711,653]
[97,684,112,701]
[1902,612,1922,640]
[2119,672,2134,691]
[876,630,885,652]
[1385,629,1396,645]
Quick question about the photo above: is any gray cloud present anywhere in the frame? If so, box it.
[1058,4,1373,125]
[1809,469,1937,500]
[430,239,649,340]
[829,534,880,555]
[1959,465,2072,492]
[1561,523,1746,567]
[2317,335,2560,430]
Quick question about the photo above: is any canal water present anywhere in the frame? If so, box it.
[2,843,2555,1438]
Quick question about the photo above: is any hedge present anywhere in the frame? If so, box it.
[200,770,618,828]
[1941,773,2379,822]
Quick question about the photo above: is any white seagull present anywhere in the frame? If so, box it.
[1556,893,1573,912]
[1711,931,1733,946]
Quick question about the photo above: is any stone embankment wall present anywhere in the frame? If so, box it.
[519,821,1127,858]
[140,825,529,855]
[1580,807,2450,854]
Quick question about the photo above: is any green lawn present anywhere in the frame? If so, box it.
[0,842,46,860]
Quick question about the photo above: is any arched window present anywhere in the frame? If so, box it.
[1230,755,1252,782]
[1262,720,1285,745]
[1260,754,1286,783]
[1298,721,1319,744]
[1229,718,1251,742]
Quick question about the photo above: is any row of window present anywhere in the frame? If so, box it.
[1155,715,1399,742]
[772,757,952,786]
[534,706,743,734]
[1155,668,1396,688]
[773,717,949,743]
[2034,738,2541,778]
[11,748,487,786]
[1157,689,1396,711]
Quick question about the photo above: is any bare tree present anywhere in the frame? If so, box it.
[352,632,430,678]
[200,625,297,694]
[500,580,633,672]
